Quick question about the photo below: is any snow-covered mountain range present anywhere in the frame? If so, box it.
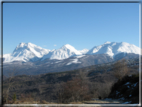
[3,42,140,63]
[41,44,82,61]
[87,42,140,58]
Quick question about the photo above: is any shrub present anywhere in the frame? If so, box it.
[13,93,16,102]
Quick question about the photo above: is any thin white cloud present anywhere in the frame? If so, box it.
[54,44,57,47]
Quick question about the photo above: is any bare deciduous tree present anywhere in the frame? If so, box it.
[54,70,91,103]
[3,67,18,103]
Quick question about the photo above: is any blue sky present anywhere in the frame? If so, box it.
[3,3,139,54]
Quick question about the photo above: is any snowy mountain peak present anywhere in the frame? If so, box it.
[104,41,111,44]
[47,44,82,60]
[60,44,81,54]
[61,44,75,50]
[3,42,51,63]
[15,42,37,50]
[16,42,26,49]
[87,42,140,57]
[19,42,25,47]
[64,44,72,47]
[27,42,39,48]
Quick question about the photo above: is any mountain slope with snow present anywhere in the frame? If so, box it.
[79,49,89,54]
[87,42,140,58]
[4,43,50,62]
[42,44,82,60]
[3,54,11,62]
[3,42,141,63]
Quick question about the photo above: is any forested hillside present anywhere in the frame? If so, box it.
[3,58,140,104]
